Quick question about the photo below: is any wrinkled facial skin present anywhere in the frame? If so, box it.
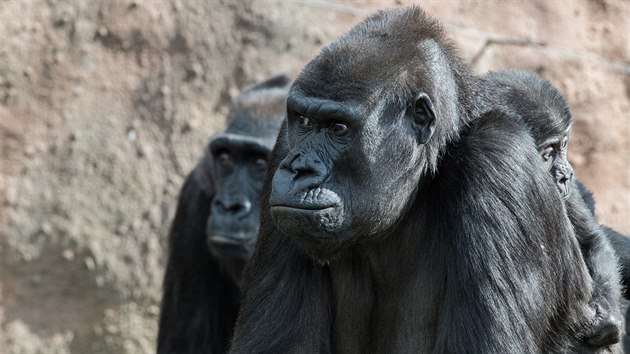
[540,127,574,199]
[269,90,436,261]
[206,135,270,261]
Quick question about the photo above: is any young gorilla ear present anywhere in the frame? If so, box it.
[412,93,436,144]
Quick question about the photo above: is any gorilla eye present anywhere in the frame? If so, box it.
[255,157,267,168]
[297,116,313,128]
[541,147,555,161]
[217,151,232,165]
[330,122,349,136]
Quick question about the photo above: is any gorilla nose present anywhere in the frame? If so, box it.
[215,198,252,218]
[555,167,573,185]
[281,152,328,182]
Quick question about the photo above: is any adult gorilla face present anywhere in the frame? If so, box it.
[202,75,289,263]
[270,81,438,261]
[157,74,289,354]
[205,133,270,261]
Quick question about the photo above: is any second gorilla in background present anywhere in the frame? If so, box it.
[157,74,289,354]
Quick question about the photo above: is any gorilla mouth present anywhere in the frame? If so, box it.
[270,203,338,211]
[208,235,246,245]
[270,204,344,237]
[269,188,346,245]
[207,231,257,247]
[557,180,572,200]
[207,235,253,260]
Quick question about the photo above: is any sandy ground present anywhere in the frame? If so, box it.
[0,1,628,352]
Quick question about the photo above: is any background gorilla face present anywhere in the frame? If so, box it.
[202,77,289,262]
[205,134,270,261]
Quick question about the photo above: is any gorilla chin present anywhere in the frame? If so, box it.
[207,234,255,260]
[270,192,349,262]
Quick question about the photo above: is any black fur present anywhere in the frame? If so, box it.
[577,180,630,352]
[485,69,623,349]
[604,225,630,299]
[231,8,598,353]
[577,180,597,216]
[576,180,630,297]
[157,75,289,353]
[158,171,240,353]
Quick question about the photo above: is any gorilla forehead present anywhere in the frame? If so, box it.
[294,7,450,103]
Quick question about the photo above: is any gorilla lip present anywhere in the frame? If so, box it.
[208,235,248,245]
[270,204,338,211]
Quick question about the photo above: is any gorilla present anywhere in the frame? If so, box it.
[230,8,603,353]
[485,69,623,348]
[157,74,289,354]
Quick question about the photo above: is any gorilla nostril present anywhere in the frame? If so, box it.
[555,169,572,185]
[227,201,251,216]
[240,200,252,214]
[294,166,317,179]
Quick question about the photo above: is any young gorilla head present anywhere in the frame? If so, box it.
[485,69,574,197]
[269,10,469,261]
[199,75,289,267]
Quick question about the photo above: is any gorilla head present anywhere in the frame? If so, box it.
[485,69,574,198]
[269,12,466,261]
[198,75,289,264]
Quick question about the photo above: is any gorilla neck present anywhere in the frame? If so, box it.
[219,257,248,286]
[327,218,443,352]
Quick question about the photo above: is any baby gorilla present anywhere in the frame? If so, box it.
[485,69,622,349]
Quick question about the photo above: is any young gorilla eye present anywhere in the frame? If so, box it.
[541,147,555,161]
[329,122,349,136]
[297,115,312,128]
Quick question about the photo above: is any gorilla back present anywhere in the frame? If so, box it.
[157,74,289,354]
[232,8,594,354]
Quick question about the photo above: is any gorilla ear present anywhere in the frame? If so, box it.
[412,93,436,145]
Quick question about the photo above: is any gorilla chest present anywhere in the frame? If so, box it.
[329,255,440,353]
